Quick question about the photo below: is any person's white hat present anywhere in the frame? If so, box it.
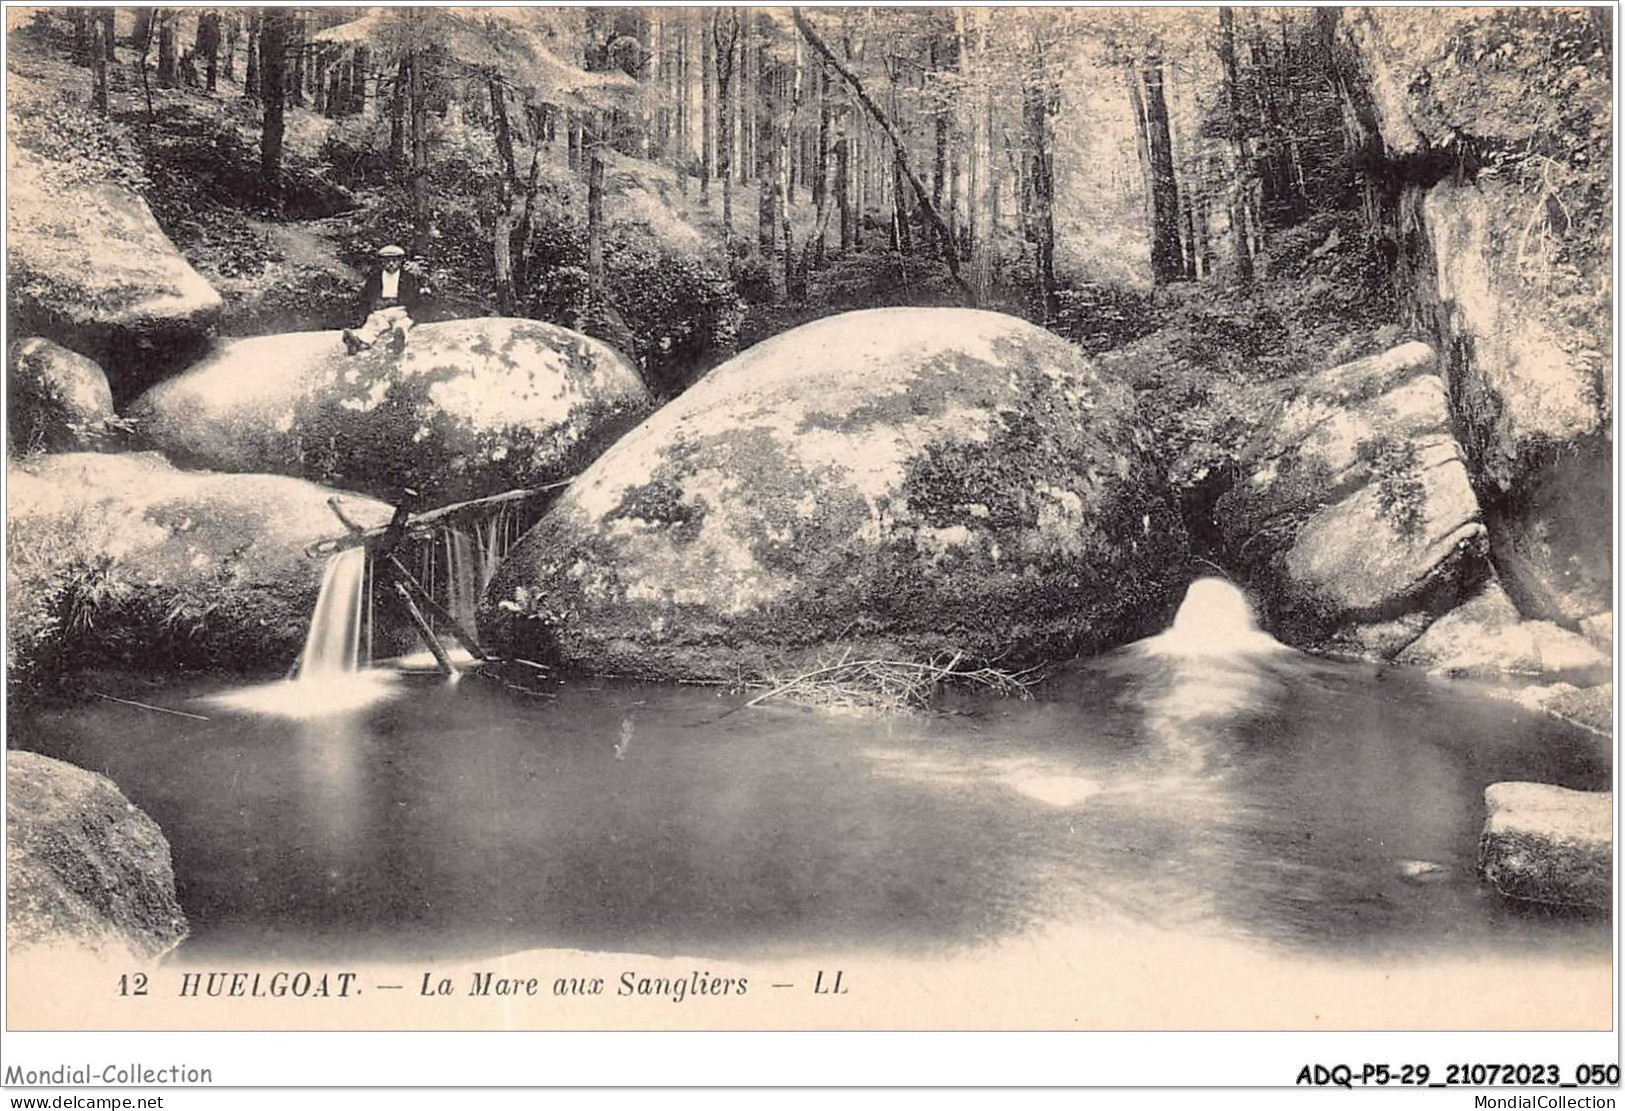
[378,244,406,258]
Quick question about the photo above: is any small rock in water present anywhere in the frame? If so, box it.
[1000,773,1105,809]
[1396,859,1448,882]
[1479,782,1611,909]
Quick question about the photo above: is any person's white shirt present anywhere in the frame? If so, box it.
[380,269,401,300]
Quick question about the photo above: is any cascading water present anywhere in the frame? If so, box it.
[1114,578,1294,778]
[1139,577,1286,659]
[296,547,370,679]
[444,528,480,637]
[205,546,396,717]
[392,510,524,673]
[211,502,534,707]
[476,508,506,590]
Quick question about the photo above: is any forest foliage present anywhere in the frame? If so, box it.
[7,6,1608,408]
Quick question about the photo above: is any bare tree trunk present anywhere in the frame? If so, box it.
[741,10,755,183]
[513,148,542,297]
[837,135,853,251]
[409,50,430,253]
[350,46,369,115]
[854,116,866,247]
[137,10,155,119]
[100,8,116,60]
[1218,7,1254,283]
[73,10,91,66]
[587,118,606,306]
[931,36,948,210]
[756,49,776,253]
[259,9,290,198]
[389,57,408,172]
[1021,70,1056,315]
[779,36,804,298]
[490,78,517,184]
[795,8,974,304]
[650,10,666,159]
[493,178,517,316]
[676,12,691,189]
[313,46,328,114]
[813,62,832,266]
[244,13,258,101]
[1142,60,1184,285]
[1181,181,1198,279]
[957,10,978,278]
[714,11,739,242]
[157,10,177,87]
[222,11,237,79]
[799,157,837,297]
[287,13,305,107]
[1196,161,1216,278]
[701,10,714,201]
[891,158,912,253]
[90,18,108,113]
[961,8,992,298]
[1123,66,1155,242]
[197,11,220,93]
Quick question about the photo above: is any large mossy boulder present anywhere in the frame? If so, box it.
[7,452,390,694]
[1479,781,1611,910]
[1333,10,1612,630]
[7,144,222,402]
[1424,181,1612,629]
[1217,342,1490,655]
[7,751,188,959]
[480,308,1187,680]
[127,318,652,505]
[8,337,119,454]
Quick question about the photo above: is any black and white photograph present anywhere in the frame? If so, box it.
[1,0,1615,1083]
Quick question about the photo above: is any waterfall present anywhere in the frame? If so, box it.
[296,547,370,680]
[1124,577,1292,776]
[444,528,480,637]
[1141,578,1285,659]
[476,508,505,590]
[209,545,395,717]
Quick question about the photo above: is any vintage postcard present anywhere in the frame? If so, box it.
[2,2,1615,1085]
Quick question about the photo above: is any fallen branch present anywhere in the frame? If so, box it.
[792,7,976,307]
[92,692,210,721]
[306,480,573,558]
[743,650,1039,715]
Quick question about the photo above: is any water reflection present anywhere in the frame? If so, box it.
[16,603,1609,963]
[201,672,403,718]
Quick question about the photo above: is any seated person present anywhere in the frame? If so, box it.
[343,244,429,354]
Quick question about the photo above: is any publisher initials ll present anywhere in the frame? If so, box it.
[813,970,847,995]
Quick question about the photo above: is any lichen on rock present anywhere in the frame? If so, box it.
[1332,8,1612,630]
[7,337,120,454]
[7,142,222,400]
[127,318,652,505]
[7,451,391,695]
[1217,342,1490,653]
[7,751,188,960]
[1479,781,1611,910]
[481,308,1188,679]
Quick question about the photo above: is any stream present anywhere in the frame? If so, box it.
[13,602,1609,966]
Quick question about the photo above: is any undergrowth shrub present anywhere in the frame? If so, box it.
[521,210,741,397]
[1051,283,1161,355]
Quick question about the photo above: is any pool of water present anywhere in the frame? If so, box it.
[13,640,1610,965]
